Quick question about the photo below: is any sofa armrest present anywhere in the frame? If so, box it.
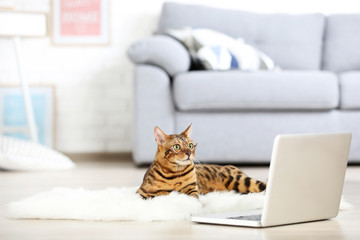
[132,65,175,164]
[127,35,191,76]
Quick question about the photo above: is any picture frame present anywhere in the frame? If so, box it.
[0,85,56,148]
[0,11,48,38]
[52,0,109,45]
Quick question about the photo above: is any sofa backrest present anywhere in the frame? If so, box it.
[157,2,325,70]
[322,14,360,72]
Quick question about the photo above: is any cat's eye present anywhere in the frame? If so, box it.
[173,144,181,150]
[189,143,194,149]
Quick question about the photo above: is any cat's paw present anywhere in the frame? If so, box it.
[190,193,199,199]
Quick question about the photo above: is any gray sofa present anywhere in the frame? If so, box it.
[128,2,360,165]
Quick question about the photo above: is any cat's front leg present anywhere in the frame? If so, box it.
[188,192,199,199]
[178,185,199,198]
[136,189,149,199]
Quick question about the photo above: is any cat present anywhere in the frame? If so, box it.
[136,124,267,199]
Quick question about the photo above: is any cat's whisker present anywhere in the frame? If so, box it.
[175,162,179,176]
[194,159,202,165]
[193,154,206,166]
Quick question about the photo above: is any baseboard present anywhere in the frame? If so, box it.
[64,152,132,161]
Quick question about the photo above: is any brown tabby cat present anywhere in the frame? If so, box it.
[136,124,266,199]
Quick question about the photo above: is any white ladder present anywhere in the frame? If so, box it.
[1,37,38,143]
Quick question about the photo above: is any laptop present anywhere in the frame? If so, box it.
[191,133,352,227]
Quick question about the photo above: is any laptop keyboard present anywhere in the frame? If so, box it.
[227,214,262,221]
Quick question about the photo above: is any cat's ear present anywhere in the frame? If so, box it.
[154,126,168,146]
[181,124,192,138]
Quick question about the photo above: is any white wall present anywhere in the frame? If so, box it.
[0,0,358,153]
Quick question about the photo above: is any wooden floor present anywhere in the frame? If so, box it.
[0,155,360,240]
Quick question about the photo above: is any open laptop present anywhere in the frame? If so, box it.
[191,133,352,227]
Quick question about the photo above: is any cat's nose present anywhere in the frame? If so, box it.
[185,150,191,157]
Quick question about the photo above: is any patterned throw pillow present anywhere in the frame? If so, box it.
[166,28,279,71]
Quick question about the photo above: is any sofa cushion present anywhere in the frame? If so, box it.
[173,71,339,111]
[339,72,360,109]
[158,2,325,70]
[323,14,360,72]
[166,28,278,71]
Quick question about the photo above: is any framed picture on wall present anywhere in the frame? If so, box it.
[52,0,109,45]
[0,85,56,148]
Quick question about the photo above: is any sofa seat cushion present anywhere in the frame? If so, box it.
[173,71,339,111]
[340,72,360,109]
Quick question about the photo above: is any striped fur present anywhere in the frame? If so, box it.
[136,125,266,199]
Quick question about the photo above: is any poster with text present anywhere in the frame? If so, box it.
[53,0,109,45]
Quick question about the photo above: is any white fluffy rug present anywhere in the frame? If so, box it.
[7,187,353,222]
[7,187,265,221]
